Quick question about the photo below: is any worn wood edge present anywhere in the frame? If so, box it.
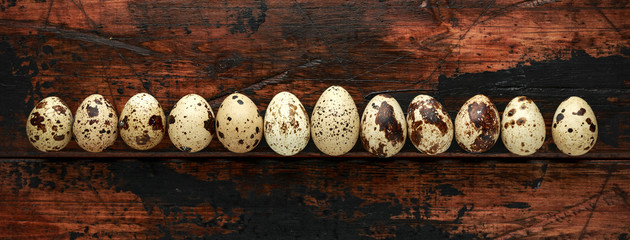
[1,151,628,160]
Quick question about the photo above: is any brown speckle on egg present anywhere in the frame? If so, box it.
[149,115,163,131]
[120,116,129,130]
[52,105,67,115]
[136,134,150,145]
[375,101,404,144]
[30,112,46,132]
[86,105,99,117]
[53,134,65,141]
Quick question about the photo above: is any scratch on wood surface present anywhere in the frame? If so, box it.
[479,0,558,25]
[98,54,120,114]
[292,0,351,79]
[0,20,156,56]
[353,30,454,86]
[43,0,55,25]
[588,0,624,38]
[496,176,618,239]
[69,0,99,30]
[208,59,322,105]
[611,184,630,208]
[418,0,495,84]
[117,52,151,94]
[350,32,454,83]
[578,169,612,240]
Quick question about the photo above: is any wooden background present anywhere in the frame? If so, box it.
[1,0,630,238]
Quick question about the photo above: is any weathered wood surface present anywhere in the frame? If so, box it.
[1,159,630,239]
[1,0,630,238]
[0,0,629,157]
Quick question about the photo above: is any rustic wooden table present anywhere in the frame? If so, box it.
[1,0,630,238]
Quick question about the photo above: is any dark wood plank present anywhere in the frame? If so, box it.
[1,0,629,157]
[1,159,629,239]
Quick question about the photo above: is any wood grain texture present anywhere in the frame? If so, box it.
[1,0,630,238]
[1,159,630,239]
[0,0,629,157]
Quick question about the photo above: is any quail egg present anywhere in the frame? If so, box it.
[552,96,597,156]
[311,86,360,156]
[264,92,310,156]
[454,94,501,153]
[168,94,215,152]
[360,94,406,158]
[119,93,165,150]
[73,94,118,152]
[26,96,73,152]
[215,93,263,153]
[407,95,453,155]
[501,96,545,156]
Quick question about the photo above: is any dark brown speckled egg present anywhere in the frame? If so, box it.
[26,96,73,152]
[310,86,360,156]
[407,95,453,155]
[360,94,406,158]
[454,94,501,153]
[73,94,118,152]
[119,93,165,150]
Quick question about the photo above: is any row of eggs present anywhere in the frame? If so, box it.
[26,86,598,157]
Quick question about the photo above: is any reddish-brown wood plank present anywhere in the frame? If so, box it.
[0,159,629,239]
[1,0,630,237]
[1,0,629,157]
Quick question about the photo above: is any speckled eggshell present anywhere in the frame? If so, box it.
[73,94,118,152]
[168,94,215,153]
[552,96,598,156]
[264,92,310,156]
[311,86,360,156]
[406,95,453,155]
[26,96,73,152]
[501,96,546,156]
[119,93,165,150]
[215,93,263,153]
[454,94,501,153]
[360,94,407,158]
